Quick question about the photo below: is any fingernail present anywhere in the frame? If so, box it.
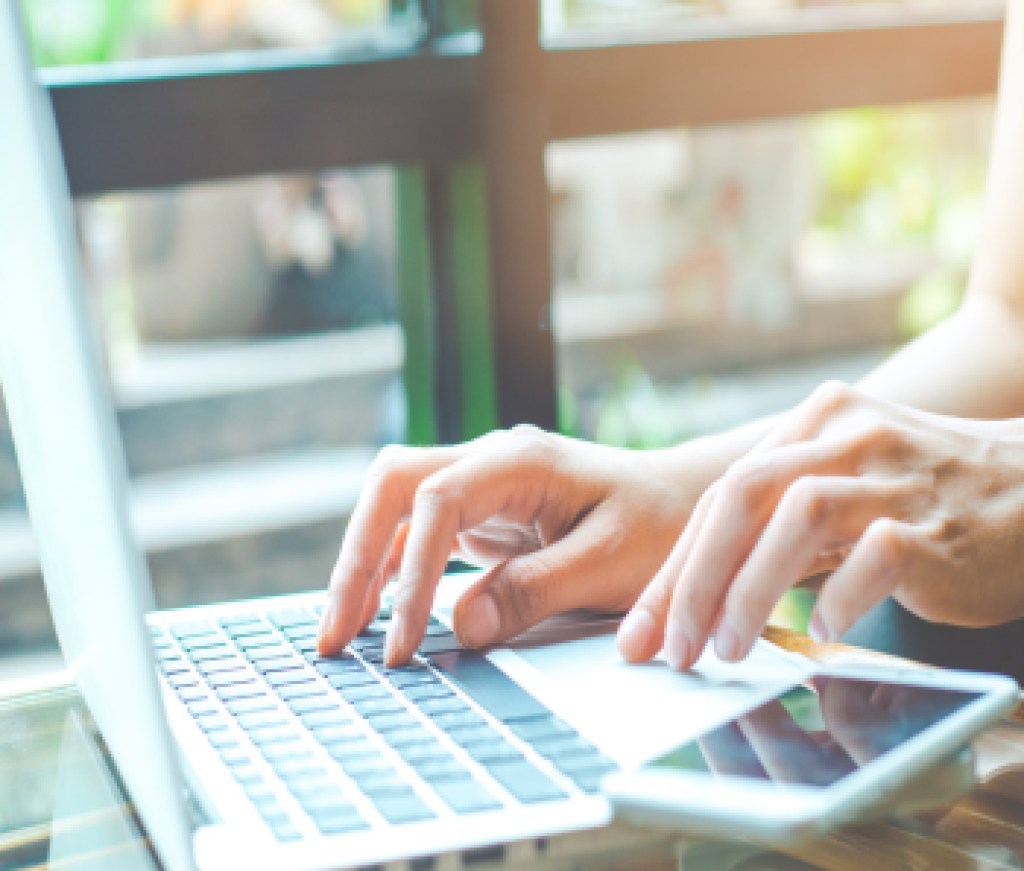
[384,612,405,666]
[459,594,500,648]
[663,621,692,670]
[809,610,832,644]
[715,618,742,662]
[618,608,655,656]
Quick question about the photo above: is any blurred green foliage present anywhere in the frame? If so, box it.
[20,0,156,66]
[811,106,985,249]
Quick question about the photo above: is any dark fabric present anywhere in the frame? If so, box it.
[842,597,1024,684]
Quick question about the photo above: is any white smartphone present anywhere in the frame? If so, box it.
[604,665,1019,845]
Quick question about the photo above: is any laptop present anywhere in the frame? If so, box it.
[0,5,813,869]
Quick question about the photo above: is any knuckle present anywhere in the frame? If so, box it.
[505,424,554,464]
[862,518,911,575]
[720,458,773,512]
[784,477,833,531]
[412,474,457,513]
[806,380,855,421]
[366,444,416,490]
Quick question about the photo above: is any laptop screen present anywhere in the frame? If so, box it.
[0,6,195,869]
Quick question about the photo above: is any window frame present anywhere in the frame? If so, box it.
[41,0,1005,439]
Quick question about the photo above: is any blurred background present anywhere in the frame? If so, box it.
[0,0,1000,678]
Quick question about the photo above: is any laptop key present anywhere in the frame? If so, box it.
[197,659,250,676]
[354,771,408,796]
[237,711,289,731]
[532,734,602,760]
[324,671,379,689]
[248,726,303,747]
[189,647,239,664]
[380,725,434,747]
[269,607,317,629]
[231,764,264,785]
[205,673,258,690]
[262,744,315,764]
[223,623,271,639]
[289,696,339,716]
[411,757,468,783]
[396,742,451,765]
[417,697,472,717]
[431,711,487,731]
[561,761,617,794]
[336,753,392,778]
[314,657,366,676]
[380,667,436,687]
[371,791,436,825]
[219,747,254,767]
[186,700,219,718]
[309,807,369,835]
[349,697,405,717]
[208,733,240,751]
[217,684,268,703]
[244,644,295,660]
[219,612,262,627]
[170,620,215,639]
[299,709,351,729]
[431,777,502,814]
[277,684,329,702]
[309,723,365,745]
[179,634,228,652]
[337,684,390,703]
[266,670,314,689]
[283,625,319,642]
[505,715,575,743]
[465,743,524,765]
[400,683,454,703]
[429,652,549,723]
[485,761,567,804]
[225,697,278,716]
[253,655,305,673]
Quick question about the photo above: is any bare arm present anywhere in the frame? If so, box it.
[858,0,1024,418]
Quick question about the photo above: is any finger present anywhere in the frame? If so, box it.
[457,521,542,566]
[616,485,716,665]
[385,431,559,664]
[319,443,469,655]
[810,516,920,644]
[661,438,857,671]
[358,521,410,631]
[451,503,629,649]
[716,475,916,662]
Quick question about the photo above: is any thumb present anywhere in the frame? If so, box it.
[452,501,669,648]
[452,558,559,648]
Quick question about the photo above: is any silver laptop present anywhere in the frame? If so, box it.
[0,5,811,869]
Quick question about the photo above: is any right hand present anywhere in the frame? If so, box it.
[316,426,701,666]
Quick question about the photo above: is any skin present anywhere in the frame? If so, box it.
[320,0,1024,669]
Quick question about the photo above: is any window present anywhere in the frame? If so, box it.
[0,0,1005,675]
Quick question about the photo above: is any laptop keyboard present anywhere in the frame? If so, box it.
[149,605,617,842]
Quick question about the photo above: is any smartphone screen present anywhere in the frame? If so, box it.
[649,677,982,789]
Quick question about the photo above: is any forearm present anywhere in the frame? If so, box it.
[857,296,1024,419]
[857,0,1024,419]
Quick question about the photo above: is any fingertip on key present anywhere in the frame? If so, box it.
[383,612,407,667]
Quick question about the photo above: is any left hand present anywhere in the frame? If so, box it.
[617,381,1024,670]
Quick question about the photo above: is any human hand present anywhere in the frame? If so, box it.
[317,426,701,665]
[617,381,1024,670]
